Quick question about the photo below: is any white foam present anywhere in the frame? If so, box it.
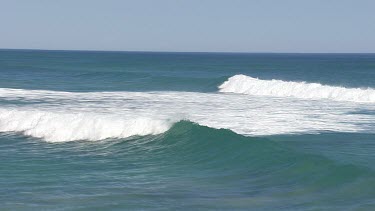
[0,109,171,142]
[1,86,375,142]
[219,74,375,103]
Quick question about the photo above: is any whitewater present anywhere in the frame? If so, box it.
[219,74,375,102]
[1,75,375,142]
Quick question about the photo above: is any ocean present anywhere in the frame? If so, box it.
[0,50,375,210]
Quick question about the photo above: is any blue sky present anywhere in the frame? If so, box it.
[0,0,374,53]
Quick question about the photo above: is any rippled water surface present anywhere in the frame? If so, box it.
[1,50,375,210]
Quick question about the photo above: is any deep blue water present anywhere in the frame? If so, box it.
[0,50,375,210]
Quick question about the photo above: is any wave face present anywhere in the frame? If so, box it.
[219,74,375,102]
[2,121,375,210]
[1,87,375,142]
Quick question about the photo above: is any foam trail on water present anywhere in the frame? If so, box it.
[0,109,172,142]
[1,87,375,142]
[219,74,375,103]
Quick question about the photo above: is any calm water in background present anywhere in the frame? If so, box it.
[1,50,375,210]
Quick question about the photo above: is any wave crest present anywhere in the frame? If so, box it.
[0,109,172,142]
[219,74,375,103]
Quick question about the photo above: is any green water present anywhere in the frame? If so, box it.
[1,50,375,210]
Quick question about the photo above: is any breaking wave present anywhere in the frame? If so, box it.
[219,74,375,103]
[1,82,375,142]
[0,109,172,142]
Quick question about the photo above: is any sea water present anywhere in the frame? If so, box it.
[1,50,375,210]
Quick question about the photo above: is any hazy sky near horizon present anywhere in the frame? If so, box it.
[1,0,374,53]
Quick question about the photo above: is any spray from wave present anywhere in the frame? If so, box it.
[219,74,375,103]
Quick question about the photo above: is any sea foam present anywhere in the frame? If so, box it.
[0,109,171,142]
[1,84,375,142]
[219,74,375,103]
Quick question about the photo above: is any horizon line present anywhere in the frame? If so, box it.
[0,48,374,54]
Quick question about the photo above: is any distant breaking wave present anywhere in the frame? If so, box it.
[219,74,375,103]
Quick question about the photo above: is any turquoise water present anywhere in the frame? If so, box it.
[1,50,375,210]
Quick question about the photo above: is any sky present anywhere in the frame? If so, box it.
[0,0,374,53]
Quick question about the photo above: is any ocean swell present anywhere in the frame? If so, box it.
[219,74,375,103]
